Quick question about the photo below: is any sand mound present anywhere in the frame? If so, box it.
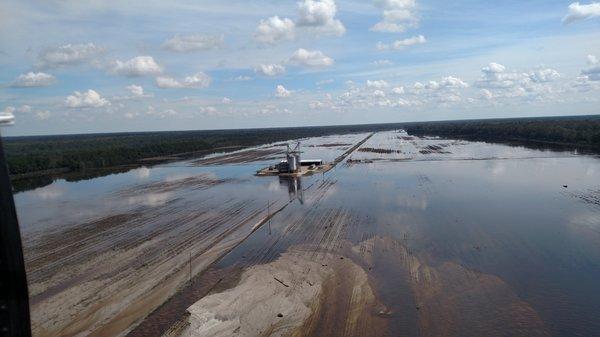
[178,249,377,337]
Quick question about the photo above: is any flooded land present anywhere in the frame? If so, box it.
[14,130,600,337]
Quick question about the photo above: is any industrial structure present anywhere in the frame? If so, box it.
[275,142,323,173]
[277,142,302,173]
[256,141,327,177]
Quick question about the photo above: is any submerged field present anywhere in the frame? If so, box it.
[14,130,600,337]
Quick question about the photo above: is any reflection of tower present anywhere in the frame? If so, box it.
[279,176,304,204]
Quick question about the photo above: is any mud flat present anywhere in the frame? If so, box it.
[23,173,289,337]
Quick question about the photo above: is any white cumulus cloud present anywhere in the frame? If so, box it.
[254,0,345,44]
[528,68,561,83]
[372,89,386,97]
[374,0,416,9]
[392,86,405,94]
[366,80,389,89]
[289,48,334,67]
[476,62,518,88]
[563,2,600,24]
[275,85,291,97]
[255,64,286,76]
[377,35,426,50]
[480,88,494,100]
[199,106,218,115]
[146,106,178,118]
[254,16,296,44]
[65,89,110,108]
[162,34,224,52]
[371,0,418,33]
[17,105,32,113]
[297,0,346,36]
[111,56,163,77]
[474,63,563,101]
[438,76,469,88]
[372,59,394,67]
[126,84,145,97]
[234,75,252,81]
[11,72,56,87]
[36,110,51,120]
[2,104,51,123]
[582,54,600,81]
[37,43,104,68]
[155,72,211,88]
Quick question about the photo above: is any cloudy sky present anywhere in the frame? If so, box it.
[1,0,599,136]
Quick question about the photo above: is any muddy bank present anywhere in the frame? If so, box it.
[167,235,552,337]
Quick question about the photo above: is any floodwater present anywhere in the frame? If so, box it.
[14,130,600,337]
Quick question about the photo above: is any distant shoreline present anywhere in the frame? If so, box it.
[6,114,600,192]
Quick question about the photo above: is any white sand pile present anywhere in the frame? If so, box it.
[180,251,329,337]
[178,249,374,337]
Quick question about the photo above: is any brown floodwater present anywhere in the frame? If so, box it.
[14,130,600,337]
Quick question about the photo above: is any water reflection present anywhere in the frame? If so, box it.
[30,184,66,200]
[133,166,151,180]
[279,176,304,204]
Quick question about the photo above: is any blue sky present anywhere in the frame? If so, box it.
[1,0,599,136]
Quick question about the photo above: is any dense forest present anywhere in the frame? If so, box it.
[402,115,600,150]
[3,115,600,181]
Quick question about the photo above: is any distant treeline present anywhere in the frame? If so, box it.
[4,115,600,179]
[402,115,600,150]
[3,124,402,177]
